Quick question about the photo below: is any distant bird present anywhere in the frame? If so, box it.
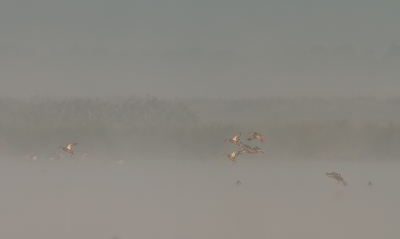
[223,133,241,148]
[253,146,264,154]
[236,180,241,186]
[58,143,77,157]
[222,151,239,164]
[247,132,264,142]
[238,142,256,156]
[368,181,373,186]
[237,147,246,155]
[326,172,345,185]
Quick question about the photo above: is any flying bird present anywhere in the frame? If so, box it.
[223,133,241,148]
[222,151,239,164]
[247,132,264,142]
[253,146,264,154]
[238,142,256,156]
[58,143,78,157]
[368,181,373,186]
[326,172,345,185]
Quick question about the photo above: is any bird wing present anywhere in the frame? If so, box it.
[66,143,77,150]
[333,172,342,178]
[237,149,247,154]
[335,175,344,181]
[326,172,335,178]
[240,142,251,148]
[232,133,241,141]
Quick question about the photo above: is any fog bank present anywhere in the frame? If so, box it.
[0,158,398,239]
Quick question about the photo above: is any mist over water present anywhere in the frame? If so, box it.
[1,0,400,238]
[0,157,398,239]
[1,96,400,238]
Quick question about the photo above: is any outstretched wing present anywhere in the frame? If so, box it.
[66,143,77,150]
[335,174,344,181]
[255,133,264,140]
[326,172,335,178]
[240,142,252,149]
[254,146,264,153]
[232,132,241,141]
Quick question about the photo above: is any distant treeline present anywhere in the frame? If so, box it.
[0,96,199,159]
[188,96,400,124]
[0,96,199,127]
[1,96,400,161]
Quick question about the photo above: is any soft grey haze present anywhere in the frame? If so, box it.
[1,0,399,98]
[2,2,400,239]
[1,158,400,239]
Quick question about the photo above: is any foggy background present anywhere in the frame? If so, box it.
[1,0,400,98]
[1,1,400,239]
[1,158,399,239]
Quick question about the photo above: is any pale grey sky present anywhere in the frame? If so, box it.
[1,0,399,98]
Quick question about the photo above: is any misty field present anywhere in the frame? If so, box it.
[1,96,400,238]
[2,96,400,161]
[0,157,399,239]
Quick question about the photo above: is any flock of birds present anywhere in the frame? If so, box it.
[222,132,374,187]
[222,132,265,164]
[25,135,375,187]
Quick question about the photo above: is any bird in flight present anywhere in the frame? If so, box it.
[252,146,264,154]
[238,142,256,156]
[222,151,239,164]
[247,132,264,142]
[58,143,78,157]
[223,133,242,148]
[325,172,346,185]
